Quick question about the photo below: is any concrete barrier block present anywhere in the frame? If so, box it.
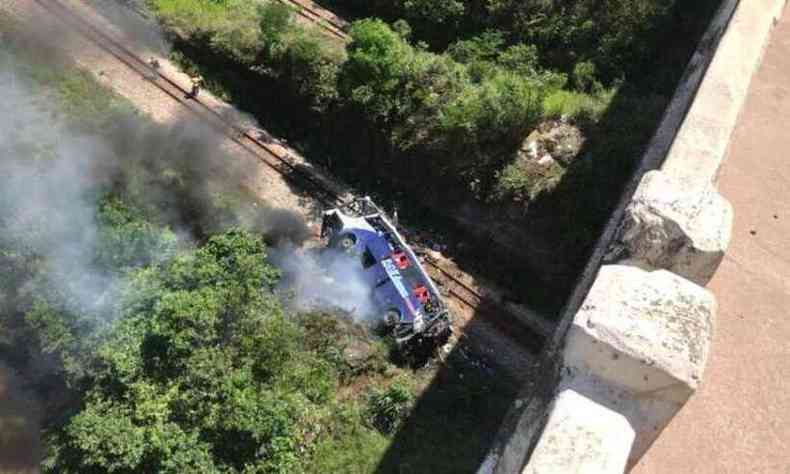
[564,265,715,398]
[612,170,733,286]
[561,265,716,464]
[661,114,733,190]
[523,386,635,474]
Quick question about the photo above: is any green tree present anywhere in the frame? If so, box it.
[44,229,338,473]
[258,1,293,58]
[94,196,178,271]
[340,19,414,124]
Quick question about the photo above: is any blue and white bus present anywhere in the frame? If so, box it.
[321,197,451,343]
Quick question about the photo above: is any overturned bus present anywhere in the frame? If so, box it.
[321,197,451,344]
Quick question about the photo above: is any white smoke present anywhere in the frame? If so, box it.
[0,4,379,327]
[270,246,380,326]
[0,53,121,317]
[83,0,171,57]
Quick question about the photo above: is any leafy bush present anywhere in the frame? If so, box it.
[572,60,599,92]
[493,158,566,204]
[543,89,613,123]
[365,381,415,434]
[95,196,178,270]
[43,230,319,472]
[258,1,292,56]
[307,405,389,474]
[342,20,545,176]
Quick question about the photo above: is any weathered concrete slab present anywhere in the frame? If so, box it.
[563,265,716,463]
[565,265,716,399]
[523,386,634,474]
[611,170,733,286]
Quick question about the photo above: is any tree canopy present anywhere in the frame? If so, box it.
[42,230,343,473]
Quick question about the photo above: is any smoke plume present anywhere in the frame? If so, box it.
[270,246,379,325]
[0,54,121,316]
[84,0,171,57]
[1,0,382,367]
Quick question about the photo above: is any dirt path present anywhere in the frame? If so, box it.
[633,5,790,473]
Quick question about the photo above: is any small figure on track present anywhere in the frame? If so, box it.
[188,75,203,99]
[147,57,160,81]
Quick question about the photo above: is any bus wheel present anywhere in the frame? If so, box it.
[336,235,355,251]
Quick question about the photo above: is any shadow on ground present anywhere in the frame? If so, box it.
[371,315,544,474]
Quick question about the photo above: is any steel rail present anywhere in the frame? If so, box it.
[275,0,349,41]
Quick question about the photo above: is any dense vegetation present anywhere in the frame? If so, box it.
[0,32,519,473]
[146,0,721,301]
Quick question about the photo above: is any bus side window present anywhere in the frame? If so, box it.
[362,248,377,269]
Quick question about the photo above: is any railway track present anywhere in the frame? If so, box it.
[34,0,342,207]
[422,256,547,353]
[276,0,349,42]
[32,0,549,354]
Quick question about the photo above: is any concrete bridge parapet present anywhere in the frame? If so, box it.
[481,0,788,472]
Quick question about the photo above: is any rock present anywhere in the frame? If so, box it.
[518,122,584,165]
[342,338,373,368]
[563,264,716,463]
[528,141,540,159]
[537,153,556,167]
[544,123,584,164]
[611,170,733,286]
[517,130,543,161]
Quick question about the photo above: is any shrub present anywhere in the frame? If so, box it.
[572,60,598,92]
[281,28,343,109]
[343,20,545,176]
[542,89,613,123]
[493,158,566,204]
[365,381,415,434]
[258,1,292,57]
[95,196,178,270]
